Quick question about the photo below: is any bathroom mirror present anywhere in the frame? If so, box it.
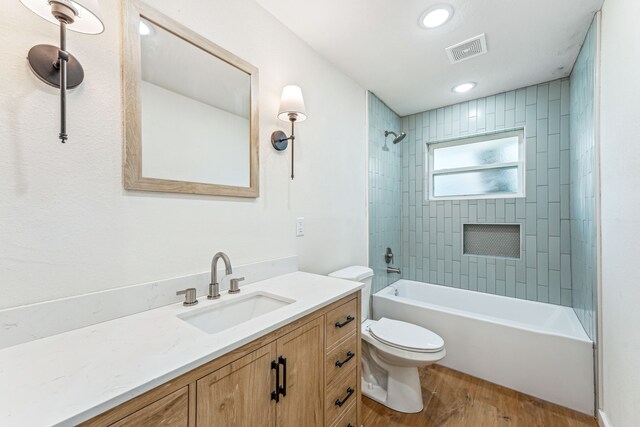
[122,1,259,197]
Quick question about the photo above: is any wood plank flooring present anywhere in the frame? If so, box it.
[362,365,597,427]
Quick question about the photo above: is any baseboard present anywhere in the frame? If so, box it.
[598,409,612,427]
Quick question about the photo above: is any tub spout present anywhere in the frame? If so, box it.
[387,267,401,274]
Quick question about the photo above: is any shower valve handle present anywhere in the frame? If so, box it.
[385,247,394,264]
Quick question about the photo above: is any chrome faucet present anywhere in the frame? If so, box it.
[209,252,233,300]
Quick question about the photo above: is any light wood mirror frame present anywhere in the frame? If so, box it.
[122,0,259,197]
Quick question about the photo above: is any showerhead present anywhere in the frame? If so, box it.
[385,130,407,144]
[393,132,406,144]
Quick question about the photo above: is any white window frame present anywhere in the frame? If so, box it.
[426,128,526,201]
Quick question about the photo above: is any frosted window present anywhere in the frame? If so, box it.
[433,137,519,170]
[427,129,525,200]
[433,167,518,197]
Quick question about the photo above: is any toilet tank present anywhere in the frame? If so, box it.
[328,266,373,321]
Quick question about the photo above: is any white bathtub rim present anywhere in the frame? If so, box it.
[375,282,592,344]
[380,278,580,314]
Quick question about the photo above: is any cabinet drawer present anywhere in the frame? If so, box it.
[326,333,357,383]
[326,367,358,426]
[326,299,357,348]
[330,401,357,427]
[109,387,188,427]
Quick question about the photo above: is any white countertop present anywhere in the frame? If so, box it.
[0,272,362,427]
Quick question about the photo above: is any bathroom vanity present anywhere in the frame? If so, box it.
[83,294,361,427]
[0,273,362,427]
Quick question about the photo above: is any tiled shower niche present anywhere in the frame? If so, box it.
[463,224,521,259]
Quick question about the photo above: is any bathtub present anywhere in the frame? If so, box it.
[373,279,594,415]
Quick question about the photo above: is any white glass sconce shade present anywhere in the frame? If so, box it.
[19,0,105,34]
[277,85,307,122]
[272,85,307,179]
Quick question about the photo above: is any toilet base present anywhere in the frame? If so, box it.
[362,363,425,413]
[359,319,446,414]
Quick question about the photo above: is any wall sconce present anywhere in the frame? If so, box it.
[19,0,104,143]
[271,85,307,179]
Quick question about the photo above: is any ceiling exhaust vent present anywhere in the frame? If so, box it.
[446,33,488,64]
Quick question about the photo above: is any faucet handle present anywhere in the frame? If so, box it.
[229,277,245,294]
[176,288,198,306]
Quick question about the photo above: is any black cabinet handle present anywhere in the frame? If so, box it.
[335,351,355,368]
[278,356,287,397]
[335,387,355,407]
[335,315,355,328]
[271,360,280,402]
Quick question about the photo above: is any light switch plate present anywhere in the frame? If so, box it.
[296,217,304,237]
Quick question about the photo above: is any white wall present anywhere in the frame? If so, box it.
[0,0,367,310]
[599,0,640,425]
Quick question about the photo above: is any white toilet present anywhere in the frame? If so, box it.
[329,266,446,413]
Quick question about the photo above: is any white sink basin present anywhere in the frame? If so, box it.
[177,292,295,334]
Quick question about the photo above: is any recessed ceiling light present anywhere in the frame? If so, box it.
[139,21,152,36]
[419,4,454,29]
[452,82,476,93]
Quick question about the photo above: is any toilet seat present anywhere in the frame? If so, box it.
[368,318,444,353]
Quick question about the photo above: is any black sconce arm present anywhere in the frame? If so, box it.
[58,22,69,143]
[270,116,299,179]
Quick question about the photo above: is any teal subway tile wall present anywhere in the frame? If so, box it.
[569,16,598,340]
[400,80,572,305]
[368,92,402,293]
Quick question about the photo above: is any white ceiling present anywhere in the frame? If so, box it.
[255,0,603,116]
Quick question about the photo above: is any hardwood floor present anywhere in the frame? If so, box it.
[362,365,597,427]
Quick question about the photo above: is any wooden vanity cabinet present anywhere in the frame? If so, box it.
[110,387,189,427]
[81,292,361,427]
[275,317,325,426]
[325,299,359,427]
[196,343,277,426]
[196,318,324,427]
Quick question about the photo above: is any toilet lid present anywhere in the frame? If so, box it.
[369,318,444,353]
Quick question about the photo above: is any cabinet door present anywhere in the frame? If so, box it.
[197,343,277,427]
[276,317,324,427]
